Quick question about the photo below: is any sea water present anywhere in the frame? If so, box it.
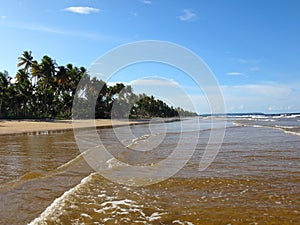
[0,116,299,224]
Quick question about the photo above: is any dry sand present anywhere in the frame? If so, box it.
[0,119,146,135]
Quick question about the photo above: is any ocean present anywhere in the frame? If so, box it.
[0,116,299,224]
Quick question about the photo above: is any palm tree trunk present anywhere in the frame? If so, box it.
[0,99,2,118]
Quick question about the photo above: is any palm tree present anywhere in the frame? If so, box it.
[64,64,88,117]
[18,51,33,73]
[15,69,33,117]
[30,55,57,117]
[0,71,11,118]
[15,69,29,83]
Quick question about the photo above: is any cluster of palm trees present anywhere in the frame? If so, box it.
[0,51,197,119]
[0,51,86,118]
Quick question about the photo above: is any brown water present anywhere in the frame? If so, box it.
[0,117,299,224]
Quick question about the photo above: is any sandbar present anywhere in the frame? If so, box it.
[0,119,146,136]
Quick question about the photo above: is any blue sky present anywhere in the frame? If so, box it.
[0,0,300,114]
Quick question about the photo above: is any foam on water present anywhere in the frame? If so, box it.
[28,173,96,225]
[282,130,300,136]
[233,117,300,137]
[28,172,172,224]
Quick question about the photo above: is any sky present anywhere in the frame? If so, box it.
[0,0,300,114]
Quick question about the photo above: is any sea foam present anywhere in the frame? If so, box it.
[28,173,95,225]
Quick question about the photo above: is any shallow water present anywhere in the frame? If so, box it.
[0,117,299,224]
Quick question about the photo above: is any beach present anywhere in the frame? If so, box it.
[0,119,146,136]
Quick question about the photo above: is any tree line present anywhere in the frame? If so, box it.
[0,51,197,119]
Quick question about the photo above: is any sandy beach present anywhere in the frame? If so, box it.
[0,119,146,135]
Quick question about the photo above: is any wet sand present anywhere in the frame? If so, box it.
[0,119,147,135]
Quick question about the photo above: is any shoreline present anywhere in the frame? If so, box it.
[0,118,180,136]
[0,119,145,136]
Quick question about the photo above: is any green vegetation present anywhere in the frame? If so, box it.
[0,51,197,119]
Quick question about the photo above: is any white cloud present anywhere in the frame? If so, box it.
[140,0,152,4]
[64,6,100,15]
[130,78,179,87]
[1,15,7,19]
[178,9,197,22]
[226,72,243,76]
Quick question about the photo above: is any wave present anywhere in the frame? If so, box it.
[125,134,152,148]
[226,114,300,120]
[232,122,265,128]
[282,130,300,137]
[284,114,300,118]
[248,118,276,122]
[275,125,296,129]
[28,173,96,225]
[0,172,47,193]
[0,149,93,193]
[27,172,195,225]
[28,172,171,224]
[0,127,181,192]
[0,129,170,192]
[233,122,300,136]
